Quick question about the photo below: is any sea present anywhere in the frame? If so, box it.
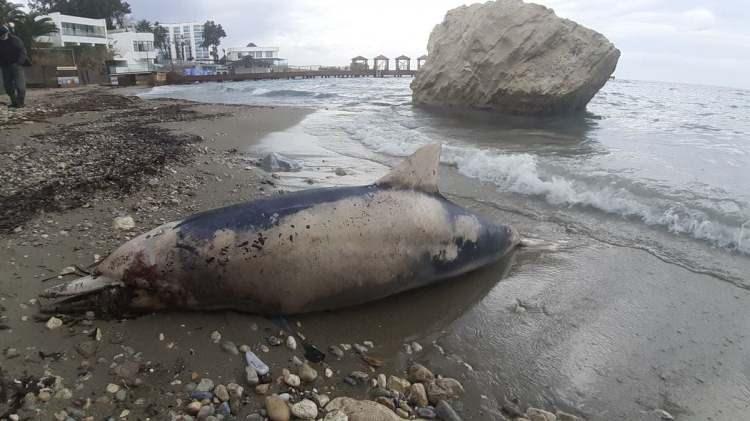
[141,77,750,287]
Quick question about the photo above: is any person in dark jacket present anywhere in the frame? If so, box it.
[0,24,29,108]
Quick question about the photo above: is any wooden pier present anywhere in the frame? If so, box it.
[172,69,418,85]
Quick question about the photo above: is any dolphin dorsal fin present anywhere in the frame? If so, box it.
[377,143,441,193]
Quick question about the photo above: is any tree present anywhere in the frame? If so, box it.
[200,20,226,63]
[12,13,57,51]
[134,19,152,33]
[0,0,24,25]
[28,0,131,29]
[152,21,169,60]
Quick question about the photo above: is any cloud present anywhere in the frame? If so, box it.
[18,0,750,88]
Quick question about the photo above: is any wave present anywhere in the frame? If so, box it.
[441,147,750,254]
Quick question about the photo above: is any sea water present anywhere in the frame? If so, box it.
[141,78,750,285]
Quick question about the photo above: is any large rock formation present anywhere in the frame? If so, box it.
[411,0,620,115]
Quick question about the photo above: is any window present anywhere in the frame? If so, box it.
[265,51,273,58]
[133,41,154,52]
[62,22,106,38]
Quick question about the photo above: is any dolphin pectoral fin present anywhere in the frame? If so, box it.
[40,275,123,299]
[377,143,442,193]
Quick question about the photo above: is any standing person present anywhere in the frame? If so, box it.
[0,24,29,108]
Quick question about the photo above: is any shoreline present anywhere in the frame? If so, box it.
[2,87,560,421]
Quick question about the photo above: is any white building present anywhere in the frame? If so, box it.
[36,12,108,47]
[108,29,157,74]
[159,22,211,63]
[226,46,280,62]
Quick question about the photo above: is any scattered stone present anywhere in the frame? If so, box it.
[418,407,437,419]
[214,384,230,402]
[196,378,215,393]
[187,401,203,416]
[221,341,239,355]
[329,345,344,358]
[115,389,128,402]
[54,388,72,400]
[556,411,583,421]
[353,343,368,354]
[396,408,410,418]
[268,335,283,346]
[375,396,396,411]
[4,348,20,359]
[426,378,464,404]
[197,405,214,419]
[283,370,301,387]
[38,390,52,402]
[326,397,401,421]
[299,363,318,383]
[291,399,318,419]
[245,350,270,376]
[411,342,423,353]
[313,393,330,408]
[325,368,334,378]
[106,384,121,394]
[210,331,222,343]
[407,363,434,383]
[335,168,347,176]
[75,340,98,358]
[387,376,411,394]
[527,408,557,421]
[113,216,136,231]
[350,371,369,382]
[255,384,271,395]
[265,395,291,421]
[436,400,462,421]
[408,383,429,407]
[323,410,349,421]
[286,335,297,350]
[377,374,387,389]
[46,317,63,330]
[226,383,244,399]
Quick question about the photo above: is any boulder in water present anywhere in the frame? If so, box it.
[260,152,302,172]
[411,0,620,115]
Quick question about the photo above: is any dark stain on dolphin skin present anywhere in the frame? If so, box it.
[174,185,381,241]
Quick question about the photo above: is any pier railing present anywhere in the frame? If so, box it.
[169,69,417,84]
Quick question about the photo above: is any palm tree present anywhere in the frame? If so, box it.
[13,13,58,51]
[0,0,24,25]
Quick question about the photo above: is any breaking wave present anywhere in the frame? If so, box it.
[442,148,750,255]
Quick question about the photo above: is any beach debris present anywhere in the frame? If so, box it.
[260,152,302,172]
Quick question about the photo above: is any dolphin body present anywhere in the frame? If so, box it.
[42,144,520,315]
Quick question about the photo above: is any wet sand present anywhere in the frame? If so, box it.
[2,87,749,421]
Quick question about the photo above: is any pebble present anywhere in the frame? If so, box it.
[38,390,52,402]
[54,388,72,400]
[106,384,121,394]
[267,336,282,346]
[335,168,347,176]
[408,383,429,407]
[245,366,260,386]
[299,363,318,383]
[285,335,297,350]
[195,378,215,393]
[426,378,464,404]
[255,384,271,395]
[526,407,556,421]
[283,369,301,387]
[343,376,357,386]
[76,340,98,358]
[329,345,344,358]
[46,317,63,330]
[408,363,435,383]
[217,401,231,416]
[291,356,303,366]
[221,341,239,355]
[265,395,291,421]
[387,375,411,394]
[210,331,222,343]
[190,391,212,401]
[377,374,387,388]
[115,389,128,402]
[375,396,396,411]
[411,341,423,353]
[197,405,214,419]
[323,410,349,421]
[4,348,20,359]
[325,368,334,378]
[363,340,375,348]
[350,371,369,382]
[436,400,462,421]
[245,350,270,376]
[291,399,318,420]
[214,384,230,402]
[396,408,410,418]
[226,383,244,399]
[353,343,368,354]
[653,409,674,421]
[113,216,135,231]
[556,411,583,421]
[418,407,437,419]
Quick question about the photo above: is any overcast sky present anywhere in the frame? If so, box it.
[27,0,750,89]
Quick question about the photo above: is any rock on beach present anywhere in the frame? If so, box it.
[411,0,620,115]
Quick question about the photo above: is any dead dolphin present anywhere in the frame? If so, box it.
[41,144,520,315]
